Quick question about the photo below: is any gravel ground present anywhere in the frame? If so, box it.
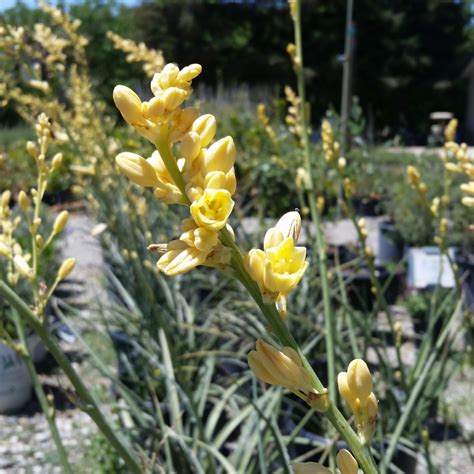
[0,213,106,473]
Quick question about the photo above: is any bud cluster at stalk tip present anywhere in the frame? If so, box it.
[114,63,237,276]
[338,359,378,445]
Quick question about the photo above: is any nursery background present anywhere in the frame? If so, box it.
[0,0,473,473]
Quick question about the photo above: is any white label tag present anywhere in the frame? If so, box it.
[407,247,455,288]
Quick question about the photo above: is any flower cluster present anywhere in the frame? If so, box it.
[248,339,328,412]
[406,165,427,195]
[0,113,75,317]
[338,359,378,445]
[444,118,458,143]
[285,85,306,143]
[107,31,165,78]
[245,211,308,317]
[257,103,277,143]
[114,63,237,276]
[444,141,474,210]
[0,190,26,285]
[321,119,340,164]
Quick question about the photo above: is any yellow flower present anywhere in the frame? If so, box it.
[248,339,328,412]
[152,219,230,276]
[18,191,29,211]
[14,255,33,280]
[460,182,474,196]
[203,136,236,174]
[245,211,308,317]
[113,85,148,128]
[113,63,202,145]
[444,118,457,143]
[407,165,421,186]
[190,188,234,231]
[192,114,217,147]
[57,258,76,280]
[462,196,474,208]
[52,210,69,236]
[264,238,307,294]
[116,152,161,188]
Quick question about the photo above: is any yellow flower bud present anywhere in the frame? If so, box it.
[116,152,160,187]
[0,241,10,257]
[53,210,69,236]
[162,87,187,111]
[347,359,373,401]
[192,114,217,147]
[460,182,474,196]
[336,449,359,474]
[407,165,420,186]
[418,182,427,194]
[18,191,29,211]
[177,63,202,82]
[248,339,328,412]
[113,85,147,127]
[51,153,63,170]
[142,96,165,121]
[337,371,358,412]
[35,235,44,250]
[462,196,474,208]
[203,136,236,174]
[181,131,201,161]
[14,255,33,280]
[338,157,347,170]
[31,217,42,234]
[275,211,302,242]
[1,190,11,208]
[445,162,461,173]
[58,258,76,280]
[291,462,331,474]
[26,141,37,157]
[190,188,235,231]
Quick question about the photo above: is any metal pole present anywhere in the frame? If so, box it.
[340,0,355,157]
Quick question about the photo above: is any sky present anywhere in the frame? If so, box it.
[0,0,139,12]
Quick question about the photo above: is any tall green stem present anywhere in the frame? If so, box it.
[291,0,336,402]
[13,311,72,473]
[0,281,143,474]
[219,228,378,474]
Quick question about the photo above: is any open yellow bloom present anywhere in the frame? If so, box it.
[190,188,234,231]
[245,211,308,317]
[248,339,328,412]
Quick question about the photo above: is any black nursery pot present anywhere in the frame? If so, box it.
[391,448,418,474]
[351,196,382,217]
[343,267,402,312]
[455,253,474,310]
[378,221,404,265]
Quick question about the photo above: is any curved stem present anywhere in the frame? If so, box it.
[0,281,143,474]
[13,310,73,474]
